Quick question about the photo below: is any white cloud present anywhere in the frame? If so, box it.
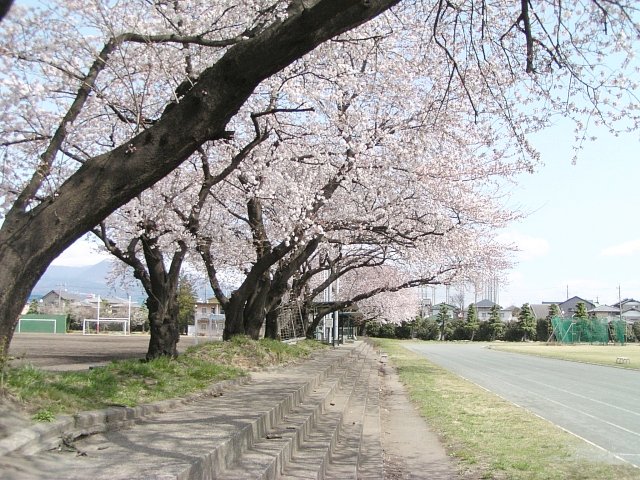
[51,238,110,267]
[601,239,640,257]
[497,231,550,261]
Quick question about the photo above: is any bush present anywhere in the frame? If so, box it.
[536,318,551,342]
[365,320,399,338]
[474,322,493,341]
[448,319,468,340]
[364,321,380,337]
[414,317,439,340]
[378,322,397,338]
[503,322,522,342]
[394,321,412,339]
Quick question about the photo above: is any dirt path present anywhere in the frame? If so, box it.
[379,362,461,479]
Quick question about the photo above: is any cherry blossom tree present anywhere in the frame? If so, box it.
[91,172,196,359]
[0,0,401,354]
[1,0,639,357]
[339,274,422,325]
[193,14,533,339]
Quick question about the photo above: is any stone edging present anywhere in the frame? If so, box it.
[0,375,250,457]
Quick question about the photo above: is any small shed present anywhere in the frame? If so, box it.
[18,314,67,334]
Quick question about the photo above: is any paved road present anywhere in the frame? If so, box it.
[404,343,640,468]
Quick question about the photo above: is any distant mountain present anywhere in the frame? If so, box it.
[32,260,145,301]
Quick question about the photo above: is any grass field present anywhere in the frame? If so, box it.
[490,343,640,369]
[373,339,640,480]
[1,337,327,421]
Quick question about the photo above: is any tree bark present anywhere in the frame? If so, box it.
[140,233,184,359]
[0,0,399,355]
[146,290,180,359]
[243,273,271,339]
[221,298,247,340]
[264,308,280,340]
[0,0,14,22]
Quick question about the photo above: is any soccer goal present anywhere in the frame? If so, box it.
[82,318,130,335]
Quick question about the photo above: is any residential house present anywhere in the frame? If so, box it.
[419,296,433,319]
[529,304,551,320]
[193,297,225,337]
[195,297,224,319]
[472,299,512,322]
[544,296,595,318]
[430,302,458,320]
[613,298,640,311]
[41,290,88,312]
[588,305,620,320]
[621,307,640,323]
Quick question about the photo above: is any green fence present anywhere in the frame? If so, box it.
[550,316,627,344]
[18,314,67,334]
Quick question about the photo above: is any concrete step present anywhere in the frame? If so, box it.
[324,345,383,480]
[220,351,371,479]
[279,344,377,480]
[357,350,383,479]
[0,342,369,480]
[323,359,374,479]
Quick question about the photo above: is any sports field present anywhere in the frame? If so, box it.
[8,333,199,371]
[490,343,640,369]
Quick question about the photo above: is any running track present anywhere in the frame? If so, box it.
[404,343,640,468]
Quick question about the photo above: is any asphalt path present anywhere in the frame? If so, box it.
[404,343,640,468]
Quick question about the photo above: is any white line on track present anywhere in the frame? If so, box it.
[451,370,638,468]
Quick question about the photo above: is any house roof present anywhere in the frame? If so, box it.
[529,304,551,319]
[196,297,221,305]
[475,299,499,308]
[561,296,594,304]
[433,302,457,309]
[43,290,137,306]
[612,298,640,309]
[44,290,88,302]
[588,305,620,313]
[555,296,596,312]
[622,308,640,318]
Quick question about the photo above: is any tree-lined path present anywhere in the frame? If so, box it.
[405,343,640,468]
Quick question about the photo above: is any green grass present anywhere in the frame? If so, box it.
[490,343,640,369]
[374,339,640,480]
[2,337,327,420]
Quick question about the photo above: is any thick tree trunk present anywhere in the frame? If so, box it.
[146,292,180,359]
[134,229,185,359]
[243,274,271,339]
[0,256,43,359]
[307,307,330,339]
[222,274,271,340]
[0,0,14,22]
[245,317,263,340]
[222,292,250,340]
[264,308,280,340]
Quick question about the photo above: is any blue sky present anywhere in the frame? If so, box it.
[495,122,640,308]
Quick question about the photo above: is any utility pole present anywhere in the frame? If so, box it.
[332,279,340,347]
[618,284,622,320]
